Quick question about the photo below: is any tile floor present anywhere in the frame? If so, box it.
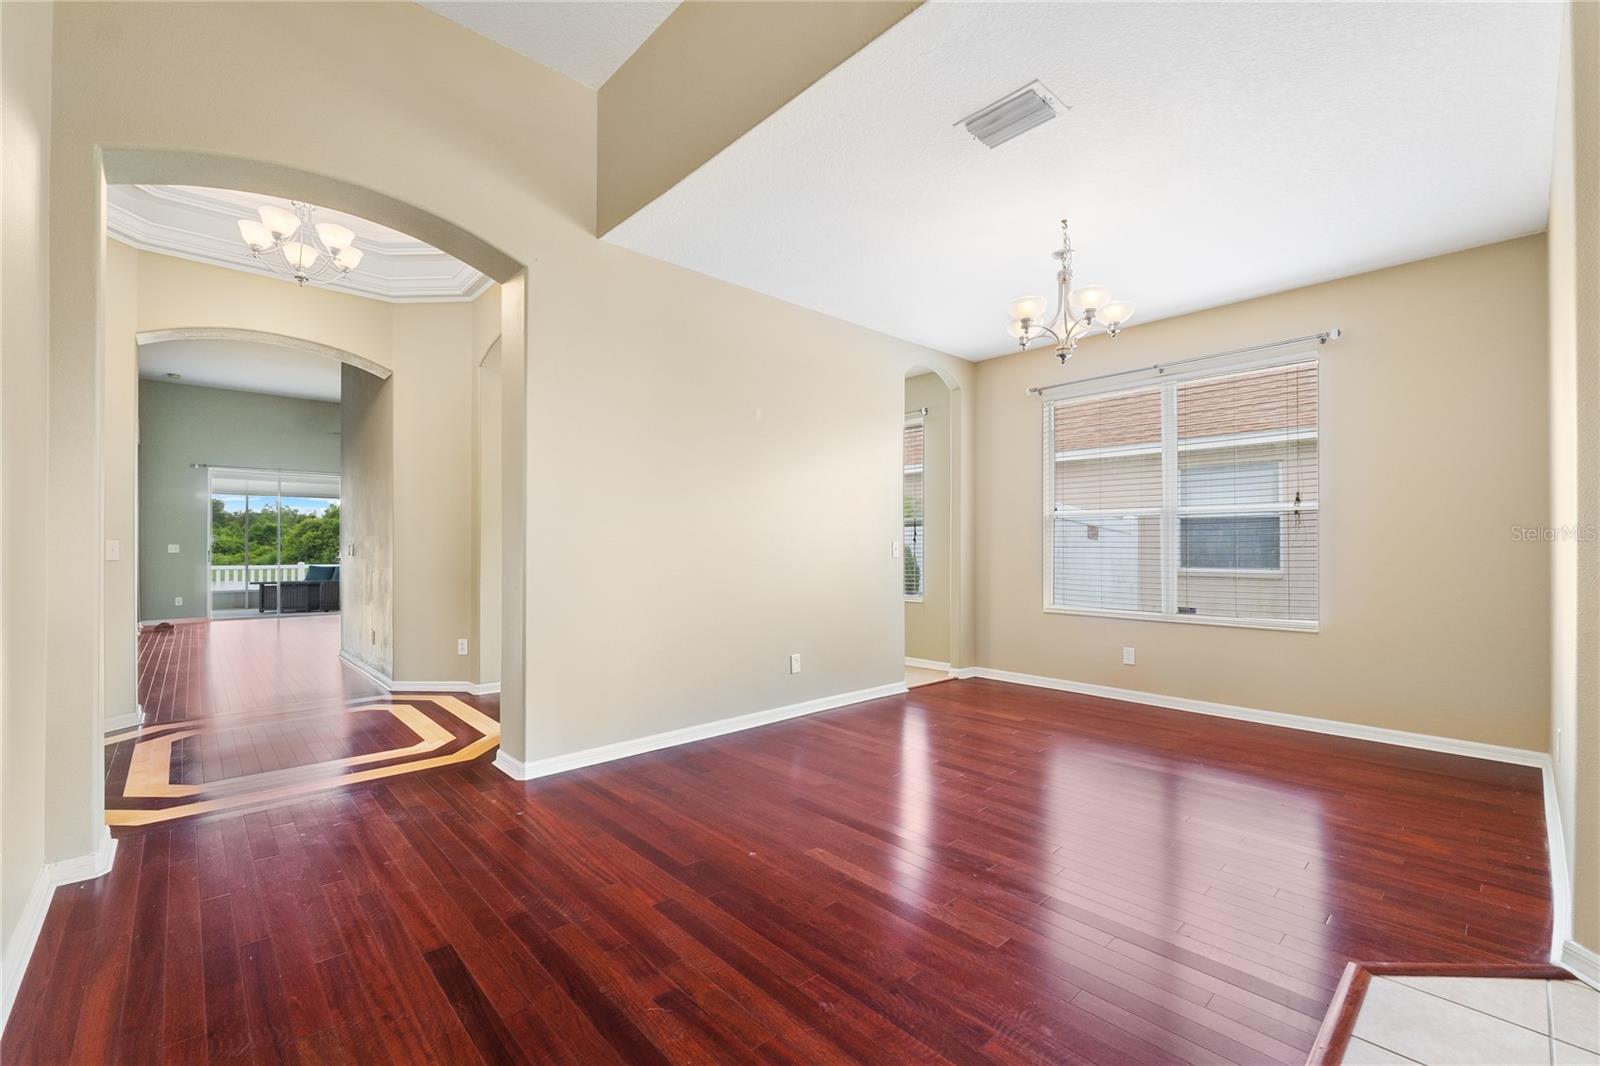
[1347,976,1600,1065]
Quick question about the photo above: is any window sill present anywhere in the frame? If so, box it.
[1042,604,1318,633]
[904,595,925,604]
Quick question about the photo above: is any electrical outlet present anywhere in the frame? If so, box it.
[167,544,179,553]
[1122,646,1136,666]
[174,596,183,607]
[457,638,469,656]
[891,540,901,558]
[789,653,802,675]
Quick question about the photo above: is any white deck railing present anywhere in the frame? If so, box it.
[208,563,311,591]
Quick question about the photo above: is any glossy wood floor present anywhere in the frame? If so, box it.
[111,620,495,825]
[8,678,1551,1064]
[137,616,385,724]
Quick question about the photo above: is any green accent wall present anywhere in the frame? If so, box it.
[138,379,340,621]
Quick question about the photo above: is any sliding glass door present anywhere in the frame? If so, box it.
[208,468,342,619]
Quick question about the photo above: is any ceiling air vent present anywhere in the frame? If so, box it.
[958,83,1058,149]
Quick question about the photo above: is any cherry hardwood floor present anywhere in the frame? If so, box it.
[112,620,490,825]
[7,678,1551,1064]
[137,617,384,724]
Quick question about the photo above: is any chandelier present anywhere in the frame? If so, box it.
[1007,219,1134,362]
[235,201,364,287]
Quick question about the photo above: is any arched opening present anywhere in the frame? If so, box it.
[903,364,960,687]
[84,150,530,835]
[135,327,392,382]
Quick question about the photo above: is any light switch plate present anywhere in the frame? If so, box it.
[105,540,121,561]
[167,544,180,554]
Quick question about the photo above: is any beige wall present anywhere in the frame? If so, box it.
[976,237,1552,752]
[477,341,503,686]
[597,1,918,234]
[472,284,501,687]
[135,250,391,368]
[341,363,394,678]
[390,301,477,682]
[102,238,138,724]
[905,371,951,663]
[0,0,54,1004]
[44,2,972,863]
[1548,0,1600,953]
[120,250,486,684]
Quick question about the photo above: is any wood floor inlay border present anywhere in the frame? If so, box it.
[105,694,499,826]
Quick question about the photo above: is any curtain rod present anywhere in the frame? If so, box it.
[1025,329,1340,396]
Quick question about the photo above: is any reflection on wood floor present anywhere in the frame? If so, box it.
[112,619,497,825]
[17,676,1552,1065]
[136,615,385,724]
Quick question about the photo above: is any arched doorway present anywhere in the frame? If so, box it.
[903,364,965,687]
[69,150,532,852]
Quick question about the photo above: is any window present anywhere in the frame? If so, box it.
[904,419,925,599]
[1179,461,1282,572]
[1043,356,1319,629]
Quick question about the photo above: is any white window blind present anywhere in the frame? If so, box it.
[1043,355,1319,629]
[904,419,925,599]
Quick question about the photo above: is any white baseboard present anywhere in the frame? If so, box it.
[1561,940,1600,991]
[966,667,1548,767]
[1541,761,1574,963]
[49,828,118,886]
[0,866,51,1029]
[104,708,143,733]
[905,657,952,672]
[1,828,118,1030]
[337,651,494,696]
[387,679,482,693]
[495,680,909,782]
[338,650,393,688]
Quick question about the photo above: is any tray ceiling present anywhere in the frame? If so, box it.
[107,184,489,304]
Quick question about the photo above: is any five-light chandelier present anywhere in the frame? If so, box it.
[1007,219,1134,362]
[236,201,364,287]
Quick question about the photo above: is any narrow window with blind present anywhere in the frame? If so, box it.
[904,419,926,599]
[1043,355,1319,629]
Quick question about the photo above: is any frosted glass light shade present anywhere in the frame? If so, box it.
[1069,286,1110,317]
[257,204,300,240]
[1007,318,1028,340]
[1009,296,1047,322]
[1099,301,1135,328]
[281,242,320,272]
[237,219,274,250]
[316,222,354,252]
[334,247,364,271]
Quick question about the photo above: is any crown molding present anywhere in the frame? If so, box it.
[106,185,491,304]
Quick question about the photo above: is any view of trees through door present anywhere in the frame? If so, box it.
[208,468,341,617]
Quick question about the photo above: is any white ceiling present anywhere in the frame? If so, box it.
[605,1,1564,361]
[139,338,343,403]
[107,184,489,303]
[420,1,679,89]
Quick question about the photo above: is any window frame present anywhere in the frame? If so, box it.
[903,417,926,603]
[1040,349,1320,633]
